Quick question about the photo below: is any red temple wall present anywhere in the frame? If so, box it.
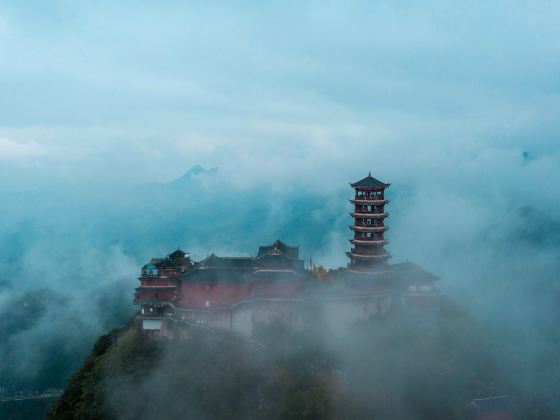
[178,282,250,309]
[159,268,178,276]
[135,290,176,301]
[249,281,301,298]
[140,278,177,287]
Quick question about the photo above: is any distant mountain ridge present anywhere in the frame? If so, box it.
[168,165,219,186]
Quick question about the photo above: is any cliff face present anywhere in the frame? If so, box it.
[47,303,551,420]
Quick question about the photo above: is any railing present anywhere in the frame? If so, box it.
[140,270,180,278]
[350,211,389,219]
[141,271,159,277]
[349,249,389,256]
[352,210,388,214]
[355,208,385,214]
[354,195,385,200]
[354,221,385,226]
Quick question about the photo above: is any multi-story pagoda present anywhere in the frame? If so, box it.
[347,172,391,273]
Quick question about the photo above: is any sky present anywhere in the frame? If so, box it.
[1,0,559,191]
[1,0,560,397]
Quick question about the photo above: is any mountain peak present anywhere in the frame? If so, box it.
[170,165,219,185]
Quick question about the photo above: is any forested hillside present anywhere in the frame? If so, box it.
[47,301,554,420]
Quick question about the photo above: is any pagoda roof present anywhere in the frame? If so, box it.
[257,239,299,259]
[350,172,389,190]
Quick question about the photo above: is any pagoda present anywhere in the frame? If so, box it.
[347,172,391,273]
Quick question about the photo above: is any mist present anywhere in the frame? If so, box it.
[1,0,560,417]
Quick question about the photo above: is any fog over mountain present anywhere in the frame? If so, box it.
[0,0,559,417]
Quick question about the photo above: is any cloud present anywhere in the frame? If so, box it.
[0,1,559,403]
[0,137,50,160]
[0,0,558,188]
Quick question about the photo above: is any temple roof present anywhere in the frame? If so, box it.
[168,248,187,259]
[257,239,299,259]
[157,258,176,268]
[391,262,439,283]
[350,172,389,190]
[197,254,256,270]
[246,269,303,280]
[142,249,191,270]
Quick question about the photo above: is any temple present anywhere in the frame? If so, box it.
[134,173,439,337]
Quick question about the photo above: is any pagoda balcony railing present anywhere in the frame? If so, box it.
[350,212,389,219]
[350,225,389,232]
[346,251,391,259]
[350,198,388,205]
[350,239,389,245]
[354,194,384,200]
[354,206,385,213]
[349,247,388,255]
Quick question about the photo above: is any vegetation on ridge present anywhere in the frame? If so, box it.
[47,302,554,419]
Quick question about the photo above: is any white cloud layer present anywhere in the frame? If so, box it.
[0,0,558,188]
[0,137,50,160]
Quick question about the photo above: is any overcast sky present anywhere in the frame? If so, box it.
[1,3,560,395]
[0,0,559,193]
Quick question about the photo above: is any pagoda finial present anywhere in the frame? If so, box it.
[369,171,371,176]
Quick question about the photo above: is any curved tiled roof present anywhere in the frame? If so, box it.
[257,239,299,259]
[168,249,187,259]
[197,254,256,269]
[350,172,389,190]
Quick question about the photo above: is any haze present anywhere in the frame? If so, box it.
[0,0,559,414]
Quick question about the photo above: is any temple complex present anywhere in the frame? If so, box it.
[134,173,439,337]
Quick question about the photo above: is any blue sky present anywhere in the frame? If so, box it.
[1,0,559,192]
